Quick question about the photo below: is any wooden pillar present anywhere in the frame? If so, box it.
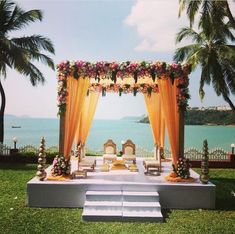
[179,108,185,158]
[59,113,65,155]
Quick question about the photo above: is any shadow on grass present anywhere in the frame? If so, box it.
[161,209,172,222]
[0,163,37,171]
[211,177,235,211]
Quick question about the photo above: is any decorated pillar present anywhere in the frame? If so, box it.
[59,113,65,155]
[179,108,185,158]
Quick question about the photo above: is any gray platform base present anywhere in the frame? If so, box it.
[27,161,215,209]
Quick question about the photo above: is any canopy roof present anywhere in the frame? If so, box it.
[57,60,191,83]
[57,60,191,115]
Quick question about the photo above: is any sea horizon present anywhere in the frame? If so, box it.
[4,117,235,152]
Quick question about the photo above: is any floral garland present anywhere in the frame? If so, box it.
[57,60,191,115]
[89,83,159,96]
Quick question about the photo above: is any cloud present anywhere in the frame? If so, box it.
[124,0,189,53]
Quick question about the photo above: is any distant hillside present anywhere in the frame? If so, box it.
[5,114,17,118]
[139,110,235,125]
[5,114,30,118]
[121,116,144,121]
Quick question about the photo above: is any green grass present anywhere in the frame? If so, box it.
[0,164,235,234]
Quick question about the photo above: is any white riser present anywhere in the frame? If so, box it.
[85,200,122,207]
[123,191,159,202]
[123,196,159,202]
[82,210,122,221]
[123,210,163,222]
[84,206,122,213]
[86,195,122,201]
[123,201,161,212]
[123,206,161,212]
[123,201,161,207]
[123,191,159,196]
[86,191,122,196]
[86,190,122,201]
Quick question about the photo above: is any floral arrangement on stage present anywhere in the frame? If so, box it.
[57,60,191,115]
[51,155,71,176]
[165,157,195,182]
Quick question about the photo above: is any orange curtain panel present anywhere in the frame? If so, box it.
[144,92,165,148]
[75,91,100,146]
[63,77,90,159]
[158,77,179,164]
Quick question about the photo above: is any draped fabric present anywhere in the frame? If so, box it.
[75,91,100,147]
[144,92,165,148]
[158,77,179,164]
[63,77,90,159]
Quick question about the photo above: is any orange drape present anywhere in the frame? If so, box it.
[144,92,165,148]
[75,91,100,146]
[158,77,179,164]
[64,77,90,158]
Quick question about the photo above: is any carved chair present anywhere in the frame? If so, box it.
[122,139,136,164]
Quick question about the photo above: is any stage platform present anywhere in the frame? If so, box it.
[27,157,215,209]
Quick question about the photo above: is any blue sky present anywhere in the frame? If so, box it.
[3,0,235,119]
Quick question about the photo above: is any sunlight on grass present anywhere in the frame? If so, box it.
[0,164,235,233]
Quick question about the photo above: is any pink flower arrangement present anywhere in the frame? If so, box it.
[56,60,191,115]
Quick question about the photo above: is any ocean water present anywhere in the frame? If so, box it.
[4,117,235,152]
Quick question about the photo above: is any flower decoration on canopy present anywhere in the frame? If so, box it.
[89,83,159,97]
[57,60,191,115]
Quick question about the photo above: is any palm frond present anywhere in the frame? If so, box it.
[187,0,202,27]
[0,0,15,32]
[178,0,186,18]
[175,27,202,43]
[223,68,235,95]
[198,1,213,37]
[15,61,45,86]
[174,44,202,71]
[7,8,43,32]
[199,58,213,100]
[11,35,55,54]
[28,52,55,70]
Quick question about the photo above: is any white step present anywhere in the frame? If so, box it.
[123,201,161,207]
[82,190,163,222]
[123,191,159,196]
[123,191,159,202]
[123,210,163,222]
[85,200,122,207]
[86,190,122,201]
[82,209,122,221]
[86,191,122,196]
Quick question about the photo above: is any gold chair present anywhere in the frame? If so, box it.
[77,145,96,172]
[122,139,136,164]
[103,139,117,163]
[143,146,161,175]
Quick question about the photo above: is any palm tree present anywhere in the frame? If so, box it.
[0,0,55,143]
[178,0,235,29]
[173,26,235,111]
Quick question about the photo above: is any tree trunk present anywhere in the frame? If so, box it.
[222,92,235,113]
[0,80,6,143]
[225,1,235,29]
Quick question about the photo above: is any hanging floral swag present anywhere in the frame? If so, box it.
[57,60,191,115]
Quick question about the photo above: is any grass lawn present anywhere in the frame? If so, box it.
[0,164,235,234]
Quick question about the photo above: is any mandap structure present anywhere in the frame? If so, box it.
[56,60,191,169]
